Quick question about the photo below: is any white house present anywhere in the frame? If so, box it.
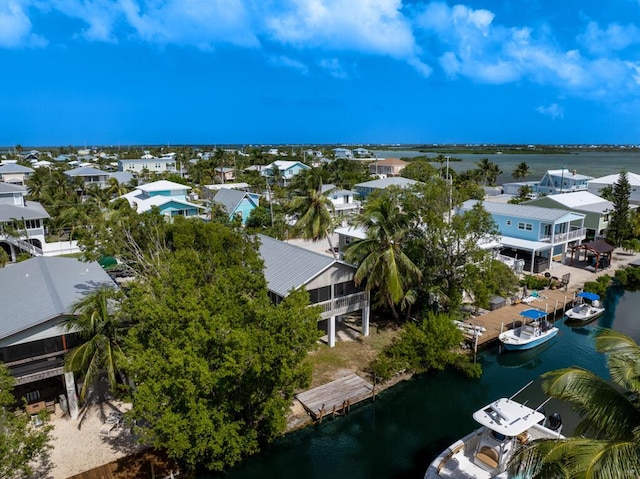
[118,180,203,217]
[0,164,34,185]
[588,172,640,205]
[118,158,177,174]
[64,166,111,189]
[321,184,361,216]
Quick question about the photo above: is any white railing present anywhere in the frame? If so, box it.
[3,235,43,256]
[539,228,586,244]
[313,291,369,319]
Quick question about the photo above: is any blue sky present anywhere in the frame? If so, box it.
[2,0,640,146]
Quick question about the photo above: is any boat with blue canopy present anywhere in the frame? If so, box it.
[499,309,558,351]
[565,291,604,322]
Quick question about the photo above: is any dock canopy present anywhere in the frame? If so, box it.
[520,309,547,320]
[577,292,600,301]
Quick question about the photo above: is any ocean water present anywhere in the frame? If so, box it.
[371,150,639,186]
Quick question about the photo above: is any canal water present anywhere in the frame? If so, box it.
[208,287,640,479]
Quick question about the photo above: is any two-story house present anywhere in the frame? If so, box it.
[0,163,34,185]
[588,172,640,205]
[525,191,614,242]
[537,169,594,195]
[262,160,311,187]
[0,183,50,259]
[64,166,111,189]
[118,180,203,217]
[0,257,115,418]
[321,184,361,217]
[354,177,419,199]
[258,234,370,347]
[118,158,177,175]
[368,158,408,177]
[460,200,586,273]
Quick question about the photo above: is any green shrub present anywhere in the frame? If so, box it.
[520,275,548,291]
[583,275,613,297]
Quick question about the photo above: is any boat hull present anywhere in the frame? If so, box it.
[565,307,604,322]
[500,328,558,351]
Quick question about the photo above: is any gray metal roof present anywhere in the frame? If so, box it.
[462,199,583,222]
[257,234,338,297]
[109,171,134,184]
[0,182,26,194]
[354,177,418,189]
[0,164,34,174]
[0,200,50,222]
[64,166,108,177]
[0,257,115,340]
[212,188,250,214]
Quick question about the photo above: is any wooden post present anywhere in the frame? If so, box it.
[319,404,325,423]
[554,299,558,316]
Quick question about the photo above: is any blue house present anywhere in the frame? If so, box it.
[537,169,593,195]
[460,200,586,273]
[210,188,259,224]
[118,180,203,217]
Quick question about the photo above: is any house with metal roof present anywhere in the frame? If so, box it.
[537,168,594,195]
[118,180,203,217]
[321,184,361,216]
[525,191,615,241]
[210,187,259,224]
[257,234,370,347]
[354,176,419,199]
[64,166,111,189]
[262,160,311,187]
[368,158,408,177]
[117,158,177,174]
[0,183,50,258]
[0,163,34,185]
[460,200,586,273]
[588,172,640,205]
[0,257,115,417]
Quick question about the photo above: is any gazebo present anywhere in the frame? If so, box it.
[569,239,615,272]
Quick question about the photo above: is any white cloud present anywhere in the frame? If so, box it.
[0,1,46,48]
[319,58,348,79]
[536,103,564,120]
[269,55,309,75]
[578,21,640,55]
[51,0,119,42]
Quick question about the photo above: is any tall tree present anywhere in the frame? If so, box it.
[476,158,502,186]
[512,161,531,181]
[64,286,127,403]
[289,169,337,258]
[345,188,422,321]
[0,364,52,479]
[123,219,320,471]
[514,328,640,478]
[606,170,632,247]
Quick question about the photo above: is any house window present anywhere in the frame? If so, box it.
[506,220,512,226]
[308,286,331,304]
[334,281,357,298]
[518,222,533,231]
[25,219,40,229]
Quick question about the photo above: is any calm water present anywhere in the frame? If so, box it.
[372,150,640,186]
[207,287,640,479]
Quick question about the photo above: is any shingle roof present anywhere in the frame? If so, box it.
[257,234,338,297]
[463,199,583,222]
[0,257,115,341]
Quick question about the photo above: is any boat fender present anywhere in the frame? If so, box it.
[548,413,562,432]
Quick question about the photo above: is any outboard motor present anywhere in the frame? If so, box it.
[547,413,563,432]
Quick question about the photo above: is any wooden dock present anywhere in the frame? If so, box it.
[296,373,374,421]
[463,288,579,349]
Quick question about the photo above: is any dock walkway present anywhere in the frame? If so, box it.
[296,373,374,421]
[462,288,578,348]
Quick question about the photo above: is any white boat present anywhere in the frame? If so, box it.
[499,310,558,351]
[425,383,564,479]
[565,291,604,322]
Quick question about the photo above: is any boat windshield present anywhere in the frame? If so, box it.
[491,430,507,441]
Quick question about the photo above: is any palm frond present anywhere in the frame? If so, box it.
[595,328,640,393]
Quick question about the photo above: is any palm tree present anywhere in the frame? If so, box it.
[64,287,128,403]
[290,170,337,258]
[345,190,422,321]
[514,328,640,478]
[476,158,502,186]
[512,161,531,181]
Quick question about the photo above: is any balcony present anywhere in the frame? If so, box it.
[315,291,369,319]
[540,228,586,244]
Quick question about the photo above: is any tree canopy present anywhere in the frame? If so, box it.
[121,219,321,471]
[606,170,633,247]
